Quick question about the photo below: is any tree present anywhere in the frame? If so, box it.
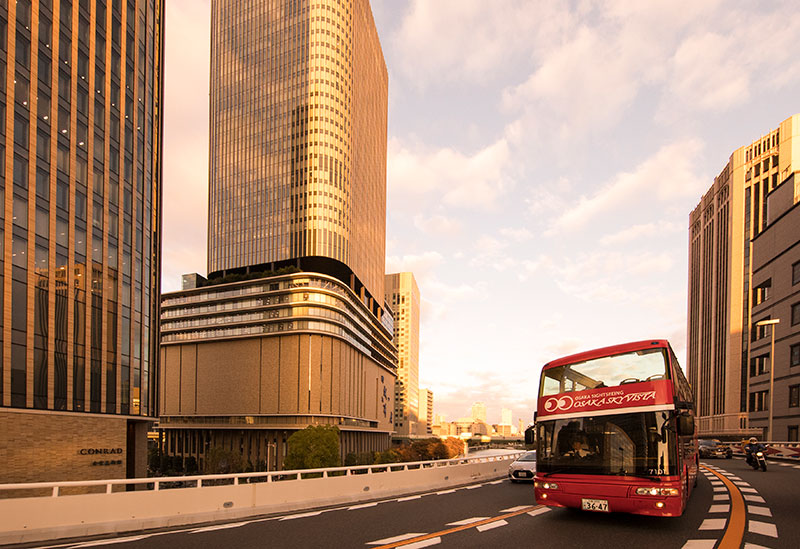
[284,425,341,470]
[203,447,244,474]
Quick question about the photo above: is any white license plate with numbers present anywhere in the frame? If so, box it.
[581,498,609,512]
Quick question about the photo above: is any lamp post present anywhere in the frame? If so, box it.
[755,318,780,442]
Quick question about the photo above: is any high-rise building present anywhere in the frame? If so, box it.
[0,0,165,483]
[418,387,432,435]
[471,401,486,423]
[688,114,800,439]
[385,272,419,435]
[501,407,512,426]
[158,0,395,470]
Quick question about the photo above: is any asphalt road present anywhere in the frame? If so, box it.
[30,456,800,549]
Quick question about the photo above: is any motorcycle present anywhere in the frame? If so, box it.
[747,450,767,471]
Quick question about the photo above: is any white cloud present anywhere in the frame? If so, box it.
[413,214,462,236]
[388,138,512,210]
[546,139,707,235]
[600,221,684,246]
[385,251,444,280]
[499,227,533,242]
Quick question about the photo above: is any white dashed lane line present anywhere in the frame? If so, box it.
[681,540,717,549]
[476,519,508,532]
[698,518,727,530]
[71,536,153,547]
[190,522,250,533]
[748,520,778,537]
[708,504,730,513]
[748,505,772,517]
[446,517,489,526]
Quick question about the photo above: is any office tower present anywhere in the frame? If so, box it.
[687,114,800,439]
[501,407,512,426]
[159,0,395,470]
[385,272,419,436]
[0,0,165,483]
[418,387,433,435]
[471,401,486,423]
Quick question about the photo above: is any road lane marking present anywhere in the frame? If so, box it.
[527,508,550,517]
[778,462,792,466]
[733,481,749,486]
[349,502,378,510]
[713,486,727,492]
[713,494,730,501]
[404,538,441,548]
[72,536,152,547]
[369,505,540,548]
[476,519,508,532]
[743,544,771,549]
[701,465,745,549]
[681,541,717,549]
[397,495,421,502]
[190,522,250,533]
[488,480,504,485]
[446,517,489,526]
[708,504,730,513]
[367,533,429,545]
[279,511,322,521]
[699,518,727,530]
[436,489,456,495]
[465,484,482,489]
[743,494,766,503]
[739,487,758,493]
[501,506,531,512]
[747,506,771,517]
[748,520,778,537]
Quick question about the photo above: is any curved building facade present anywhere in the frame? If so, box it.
[159,272,396,469]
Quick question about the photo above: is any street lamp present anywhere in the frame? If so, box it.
[755,318,780,441]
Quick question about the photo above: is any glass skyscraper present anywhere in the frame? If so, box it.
[0,0,164,483]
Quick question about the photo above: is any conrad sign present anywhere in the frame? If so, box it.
[78,448,123,456]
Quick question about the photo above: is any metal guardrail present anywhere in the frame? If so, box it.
[721,441,800,460]
[0,452,524,499]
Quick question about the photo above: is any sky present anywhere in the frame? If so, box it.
[162,0,800,426]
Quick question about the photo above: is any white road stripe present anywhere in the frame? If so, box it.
[713,494,730,501]
[190,522,250,533]
[527,508,550,517]
[748,520,778,537]
[681,540,717,549]
[397,495,422,502]
[794,465,800,469]
[713,486,727,492]
[778,462,792,466]
[436,489,456,495]
[404,537,441,548]
[734,481,750,486]
[447,517,489,526]
[744,543,771,549]
[501,505,531,512]
[699,518,727,530]
[727,476,742,480]
[488,480,504,485]
[465,484,482,489]
[279,511,322,521]
[72,536,152,547]
[740,487,758,493]
[367,533,428,545]
[476,520,508,532]
[708,504,730,513]
[744,495,766,503]
[709,480,723,486]
[748,506,772,517]
[349,502,378,510]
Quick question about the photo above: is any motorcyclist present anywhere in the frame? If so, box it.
[744,437,766,468]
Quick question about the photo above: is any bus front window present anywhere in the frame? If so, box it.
[537,412,678,477]
[540,348,669,396]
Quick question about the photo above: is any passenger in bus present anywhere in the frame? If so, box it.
[564,433,594,458]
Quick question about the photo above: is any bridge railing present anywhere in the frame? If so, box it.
[0,452,523,545]
[723,441,800,460]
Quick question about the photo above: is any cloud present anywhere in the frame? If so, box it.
[600,221,684,246]
[387,138,512,210]
[385,251,444,280]
[499,227,533,242]
[546,139,707,235]
[413,214,462,236]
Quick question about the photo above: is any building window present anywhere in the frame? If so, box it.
[791,385,800,408]
[750,354,769,376]
[794,260,800,286]
[753,279,771,306]
[790,426,799,442]
[749,390,769,412]
[752,318,772,341]
[792,302,800,326]
[792,344,800,367]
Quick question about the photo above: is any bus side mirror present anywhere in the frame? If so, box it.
[525,425,536,445]
[677,413,694,436]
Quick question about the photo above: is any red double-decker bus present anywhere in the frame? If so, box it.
[533,340,697,517]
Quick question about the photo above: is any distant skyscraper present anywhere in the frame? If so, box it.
[0,0,165,483]
[418,387,433,435]
[159,0,395,469]
[688,114,800,439]
[385,272,420,435]
[471,401,487,423]
[501,408,512,425]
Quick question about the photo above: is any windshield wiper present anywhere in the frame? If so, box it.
[541,468,571,477]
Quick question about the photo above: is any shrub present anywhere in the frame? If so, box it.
[284,425,341,470]
[204,447,244,474]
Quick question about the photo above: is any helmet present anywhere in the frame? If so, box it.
[749,437,757,443]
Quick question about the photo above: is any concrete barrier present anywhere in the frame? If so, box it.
[0,453,522,545]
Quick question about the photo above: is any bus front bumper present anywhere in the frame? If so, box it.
[534,478,684,517]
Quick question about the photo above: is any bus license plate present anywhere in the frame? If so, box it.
[581,498,609,512]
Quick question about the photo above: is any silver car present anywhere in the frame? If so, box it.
[508,450,536,482]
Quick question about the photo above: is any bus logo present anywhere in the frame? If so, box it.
[544,395,574,412]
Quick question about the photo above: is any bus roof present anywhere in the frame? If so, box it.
[543,339,670,370]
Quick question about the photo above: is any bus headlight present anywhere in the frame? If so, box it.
[635,487,679,496]
[541,482,559,490]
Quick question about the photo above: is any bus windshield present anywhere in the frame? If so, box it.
[536,411,678,477]
[540,348,668,396]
